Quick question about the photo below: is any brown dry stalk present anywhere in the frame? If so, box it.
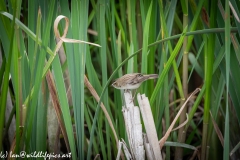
[171,114,189,132]
[53,15,100,47]
[46,70,70,152]
[209,111,224,146]
[229,1,240,22]
[93,154,100,160]
[159,88,201,149]
[7,134,16,160]
[189,145,201,160]
[84,75,119,147]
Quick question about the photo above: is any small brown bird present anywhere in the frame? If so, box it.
[112,73,158,90]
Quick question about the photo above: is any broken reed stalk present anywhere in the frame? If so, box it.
[120,88,200,160]
[121,91,162,160]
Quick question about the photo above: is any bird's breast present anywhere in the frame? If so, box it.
[117,83,141,90]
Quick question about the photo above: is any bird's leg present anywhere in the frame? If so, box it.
[130,89,138,103]
[125,89,131,93]
[123,89,135,104]
[127,89,137,104]
[133,89,137,99]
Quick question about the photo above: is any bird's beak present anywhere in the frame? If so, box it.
[111,82,115,87]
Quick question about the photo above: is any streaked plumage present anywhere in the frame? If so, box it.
[112,73,158,90]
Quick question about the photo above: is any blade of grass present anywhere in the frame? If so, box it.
[114,5,128,55]
[13,0,23,154]
[175,1,189,158]
[70,0,87,158]
[141,2,152,75]
[51,53,77,159]
[158,1,178,159]
[150,26,187,106]
[116,30,125,138]
[28,0,37,70]
[187,0,205,52]
[186,42,226,130]
[0,0,17,151]
[36,81,49,153]
[158,0,184,100]
[30,5,43,153]
[98,111,107,160]
[23,0,55,153]
[85,105,99,155]
[223,0,230,159]
[127,42,134,73]
[106,3,123,138]
[0,53,6,92]
[98,0,111,159]
[147,0,157,95]
[188,42,205,81]
[127,0,138,72]
[201,0,217,159]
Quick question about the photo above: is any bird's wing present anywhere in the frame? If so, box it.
[128,74,149,85]
[121,73,139,85]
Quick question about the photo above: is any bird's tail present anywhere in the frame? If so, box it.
[147,74,158,79]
